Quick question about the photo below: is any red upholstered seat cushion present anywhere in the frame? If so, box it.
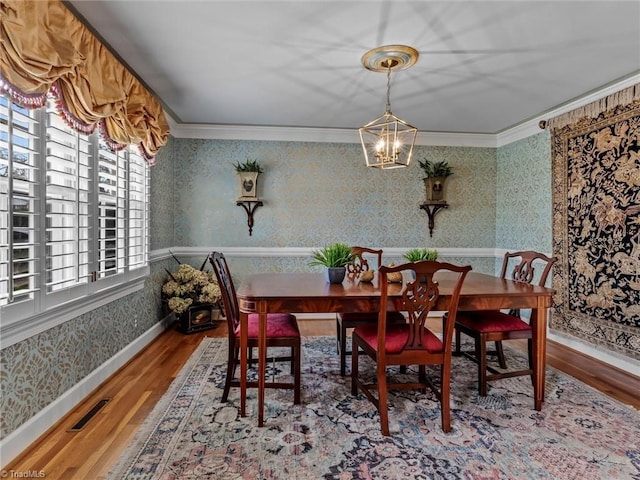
[456,311,531,333]
[354,324,443,354]
[340,311,406,323]
[234,313,300,338]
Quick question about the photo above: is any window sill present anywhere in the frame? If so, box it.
[0,266,150,349]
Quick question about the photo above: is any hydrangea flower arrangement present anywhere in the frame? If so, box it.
[162,257,221,315]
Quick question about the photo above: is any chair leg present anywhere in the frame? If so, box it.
[340,323,348,376]
[351,338,359,395]
[336,316,341,353]
[221,344,237,402]
[294,343,301,404]
[527,338,534,386]
[477,335,488,396]
[290,346,295,373]
[419,365,428,393]
[440,363,451,433]
[495,340,507,369]
[377,363,390,436]
[454,328,462,355]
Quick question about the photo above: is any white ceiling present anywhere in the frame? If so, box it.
[67,0,640,137]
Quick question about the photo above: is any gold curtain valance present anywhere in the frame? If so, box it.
[0,0,169,163]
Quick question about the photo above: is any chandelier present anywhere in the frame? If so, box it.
[359,45,419,169]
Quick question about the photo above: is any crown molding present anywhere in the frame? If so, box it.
[166,73,640,148]
[167,122,499,148]
[496,72,640,147]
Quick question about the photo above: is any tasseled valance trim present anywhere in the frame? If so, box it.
[50,81,97,135]
[0,74,47,108]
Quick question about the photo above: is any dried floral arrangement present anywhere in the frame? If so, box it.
[162,254,221,314]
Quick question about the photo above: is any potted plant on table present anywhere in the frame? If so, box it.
[308,242,355,284]
[403,248,439,282]
[403,248,439,262]
[418,159,453,203]
[234,159,264,200]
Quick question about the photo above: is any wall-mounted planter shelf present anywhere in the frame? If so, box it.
[237,200,263,236]
[419,202,448,237]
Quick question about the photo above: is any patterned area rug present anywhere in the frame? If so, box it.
[108,336,640,479]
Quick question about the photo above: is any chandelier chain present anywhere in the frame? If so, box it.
[385,65,392,113]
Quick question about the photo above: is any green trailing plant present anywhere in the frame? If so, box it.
[234,159,264,173]
[308,243,355,268]
[403,248,439,262]
[418,159,453,178]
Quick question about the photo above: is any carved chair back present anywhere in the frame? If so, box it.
[209,252,240,335]
[346,246,383,279]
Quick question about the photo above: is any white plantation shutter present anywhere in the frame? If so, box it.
[96,145,149,279]
[97,145,123,278]
[1,91,150,330]
[0,97,40,306]
[128,149,149,269]
[45,104,92,292]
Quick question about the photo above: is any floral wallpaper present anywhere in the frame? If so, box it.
[150,138,176,250]
[172,140,497,249]
[495,131,553,273]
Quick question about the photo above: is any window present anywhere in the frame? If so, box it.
[0,93,150,325]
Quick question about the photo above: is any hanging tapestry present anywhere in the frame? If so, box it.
[551,89,640,362]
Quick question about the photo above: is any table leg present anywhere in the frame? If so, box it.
[532,299,548,411]
[240,311,248,417]
[258,300,267,427]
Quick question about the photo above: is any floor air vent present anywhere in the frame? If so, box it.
[69,398,110,431]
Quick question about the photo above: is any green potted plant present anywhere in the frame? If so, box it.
[308,242,355,284]
[403,248,439,282]
[403,247,439,262]
[418,159,453,203]
[234,159,264,200]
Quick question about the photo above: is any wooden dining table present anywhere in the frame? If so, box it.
[236,271,555,426]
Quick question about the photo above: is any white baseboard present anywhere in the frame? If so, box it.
[0,316,174,469]
[548,331,640,378]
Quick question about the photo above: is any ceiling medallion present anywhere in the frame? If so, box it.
[361,45,419,72]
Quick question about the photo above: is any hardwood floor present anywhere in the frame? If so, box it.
[6,319,640,479]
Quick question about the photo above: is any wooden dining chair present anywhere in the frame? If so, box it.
[351,260,472,435]
[209,252,301,404]
[336,246,405,376]
[454,250,557,396]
